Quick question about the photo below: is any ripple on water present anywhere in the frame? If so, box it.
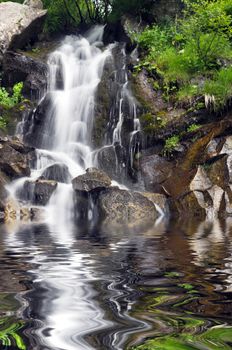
[0,218,232,349]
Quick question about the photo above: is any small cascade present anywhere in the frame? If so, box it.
[94,45,142,185]
[9,26,113,224]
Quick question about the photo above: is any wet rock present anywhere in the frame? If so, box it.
[0,138,32,180]
[140,154,174,192]
[96,144,127,181]
[0,1,47,60]
[30,207,44,220]
[72,168,158,227]
[20,206,44,221]
[19,179,57,205]
[103,21,132,47]
[206,154,229,189]
[141,192,169,216]
[72,168,111,192]
[98,187,158,225]
[220,136,232,155]
[169,191,207,219]
[41,163,71,184]
[2,51,48,100]
[0,172,9,218]
[23,94,52,148]
[93,53,116,148]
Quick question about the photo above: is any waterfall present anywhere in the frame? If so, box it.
[8,26,144,227]
[40,29,112,170]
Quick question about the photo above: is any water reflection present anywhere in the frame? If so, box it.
[0,218,232,349]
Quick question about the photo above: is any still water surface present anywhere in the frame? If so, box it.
[0,218,232,349]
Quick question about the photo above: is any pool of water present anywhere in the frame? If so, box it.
[0,217,232,350]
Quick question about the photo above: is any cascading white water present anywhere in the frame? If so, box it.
[44,27,111,168]
[9,26,114,227]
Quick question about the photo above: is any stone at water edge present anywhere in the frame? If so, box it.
[141,192,169,216]
[72,167,112,192]
[72,168,159,227]
[19,179,57,206]
[98,187,159,225]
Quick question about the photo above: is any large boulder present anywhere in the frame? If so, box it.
[2,51,48,100]
[0,1,47,61]
[41,163,71,184]
[72,167,111,192]
[72,168,159,227]
[18,179,57,206]
[98,187,158,225]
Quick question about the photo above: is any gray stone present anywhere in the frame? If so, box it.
[23,0,43,9]
[19,179,57,206]
[41,163,71,184]
[98,187,158,225]
[72,168,111,192]
[0,2,47,60]
[0,139,32,180]
[140,154,174,192]
[2,51,48,100]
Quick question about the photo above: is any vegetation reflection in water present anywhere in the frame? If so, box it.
[127,218,232,350]
[130,276,232,350]
[0,316,25,350]
[0,293,26,349]
[0,218,232,349]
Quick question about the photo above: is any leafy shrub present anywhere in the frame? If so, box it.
[135,0,232,109]
[177,84,199,103]
[138,25,174,58]
[164,135,180,155]
[203,67,232,109]
[0,82,23,108]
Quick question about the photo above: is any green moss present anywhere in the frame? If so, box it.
[163,135,180,156]
[140,111,169,134]
[187,124,201,133]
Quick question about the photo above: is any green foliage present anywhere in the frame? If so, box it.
[177,84,199,103]
[187,124,201,133]
[0,82,23,108]
[164,135,180,155]
[203,67,232,109]
[0,117,7,130]
[138,25,174,58]
[135,0,232,110]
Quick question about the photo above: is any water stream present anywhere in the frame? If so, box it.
[1,27,232,350]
